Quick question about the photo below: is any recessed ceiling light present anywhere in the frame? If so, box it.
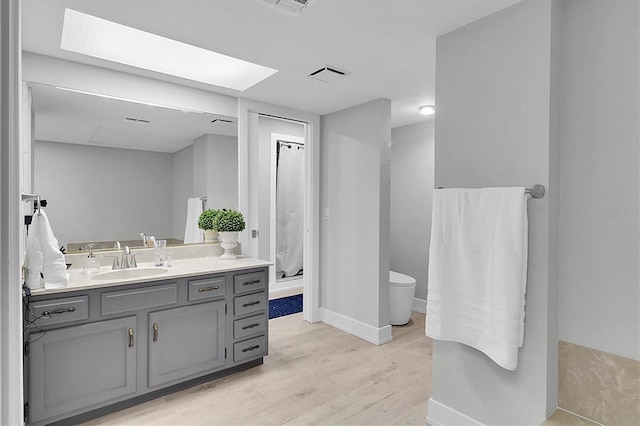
[418,105,435,116]
[60,8,278,91]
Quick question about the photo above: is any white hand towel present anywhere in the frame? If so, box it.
[35,209,69,289]
[184,197,204,244]
[425,187,529,370]
[25,216,44,290]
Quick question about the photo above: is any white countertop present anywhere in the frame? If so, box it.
[28,255,271,296]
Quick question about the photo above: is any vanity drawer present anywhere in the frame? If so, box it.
[233,271,266,294]
[188,276,225,301]
[233,292,267,317]
[102,283,177,315]
[233,335,266,362]
[29,295,89,326]
[233,313,266,339]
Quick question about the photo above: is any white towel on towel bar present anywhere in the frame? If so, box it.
[184,197,204,244]
[425,187,529,370]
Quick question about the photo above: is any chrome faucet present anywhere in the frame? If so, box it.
[121,246,132,269]
[119,246,139,269]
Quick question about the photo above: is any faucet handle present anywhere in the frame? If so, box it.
[105,254,120,270]
[130,253,141,268]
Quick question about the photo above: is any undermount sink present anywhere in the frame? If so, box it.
[91,267,168,281]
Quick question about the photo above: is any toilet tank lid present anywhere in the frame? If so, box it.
[389,271,416,286]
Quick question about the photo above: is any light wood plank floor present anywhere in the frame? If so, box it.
[82,311,432,426]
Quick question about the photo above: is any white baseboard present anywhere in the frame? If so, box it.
[427,398,484,426]
[269,279,303,293]
[319,308,393,346]
[412,297,427,314]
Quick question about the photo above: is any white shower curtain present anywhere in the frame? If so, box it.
[276,142,305,278]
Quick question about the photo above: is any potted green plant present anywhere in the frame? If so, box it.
[198,209,222,243]
[214,209,245,259]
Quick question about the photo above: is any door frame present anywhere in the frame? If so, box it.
[1,0,25,423]
[270,132,305,290]
[238,98,320,323]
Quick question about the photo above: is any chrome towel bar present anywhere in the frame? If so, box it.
[436,185,545,199]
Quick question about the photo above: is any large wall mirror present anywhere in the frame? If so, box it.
[29,82,238,253]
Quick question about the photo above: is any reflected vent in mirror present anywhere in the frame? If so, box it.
[211,118,234,124]
[125,117,150,124]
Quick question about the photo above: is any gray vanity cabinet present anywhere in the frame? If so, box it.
[23,266,269,426]
[148,301,225,387]
[27,316,137,424]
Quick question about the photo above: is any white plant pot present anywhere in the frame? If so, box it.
[218,231,238,260]
[204,229,218,243]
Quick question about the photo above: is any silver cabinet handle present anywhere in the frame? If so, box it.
[242,280,260,286]
[42,307,76,316]
[242,345,260,353]
[242,301,261,308]
[198,286,220,292]
[128,328,134,348]
[153,323,159,342]
[242,323,261,330]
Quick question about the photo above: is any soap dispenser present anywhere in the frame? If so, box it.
[83,244,100,274]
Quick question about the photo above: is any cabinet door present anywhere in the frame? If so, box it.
[148,301,225,387]
[28,316,137,424]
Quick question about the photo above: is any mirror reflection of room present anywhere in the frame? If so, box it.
[29,80,238,253]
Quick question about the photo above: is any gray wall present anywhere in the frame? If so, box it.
[206,134,238,211]
[193,134,239,211]
[35,134,239,247]
[320,98,391,328]
[257,116,305,261]
[431,0,557,424]
[390,120,434,303]
[34,141,173,247]
[558,0,639,361]
[171,144,194,240]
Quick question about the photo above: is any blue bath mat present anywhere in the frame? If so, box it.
[269,294,303,319]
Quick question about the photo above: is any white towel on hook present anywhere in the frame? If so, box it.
[425,187,529,370]
[25,216,44,290]
[184,197,204,244]
[35,209,69,289]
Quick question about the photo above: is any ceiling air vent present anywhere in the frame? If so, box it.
[308,66,349,83]
[260,0,311,14]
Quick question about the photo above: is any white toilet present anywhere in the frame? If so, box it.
[389,270,417,325]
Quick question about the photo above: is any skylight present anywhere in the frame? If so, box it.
[60,9,278,91]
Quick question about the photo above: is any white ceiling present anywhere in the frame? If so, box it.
[21,0,520,152]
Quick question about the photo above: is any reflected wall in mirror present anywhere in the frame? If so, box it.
[30,82,239,252]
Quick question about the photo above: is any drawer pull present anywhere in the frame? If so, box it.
[128,328,134,348]
[198,286,220,292]
[242,322,261,330]
[153,323,159,342]
[242,344,261,353]
[242,280,261,286]
[242,301,261,308]
[42,307,76,316]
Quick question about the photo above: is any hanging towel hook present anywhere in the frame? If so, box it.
[21,192,41,215]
